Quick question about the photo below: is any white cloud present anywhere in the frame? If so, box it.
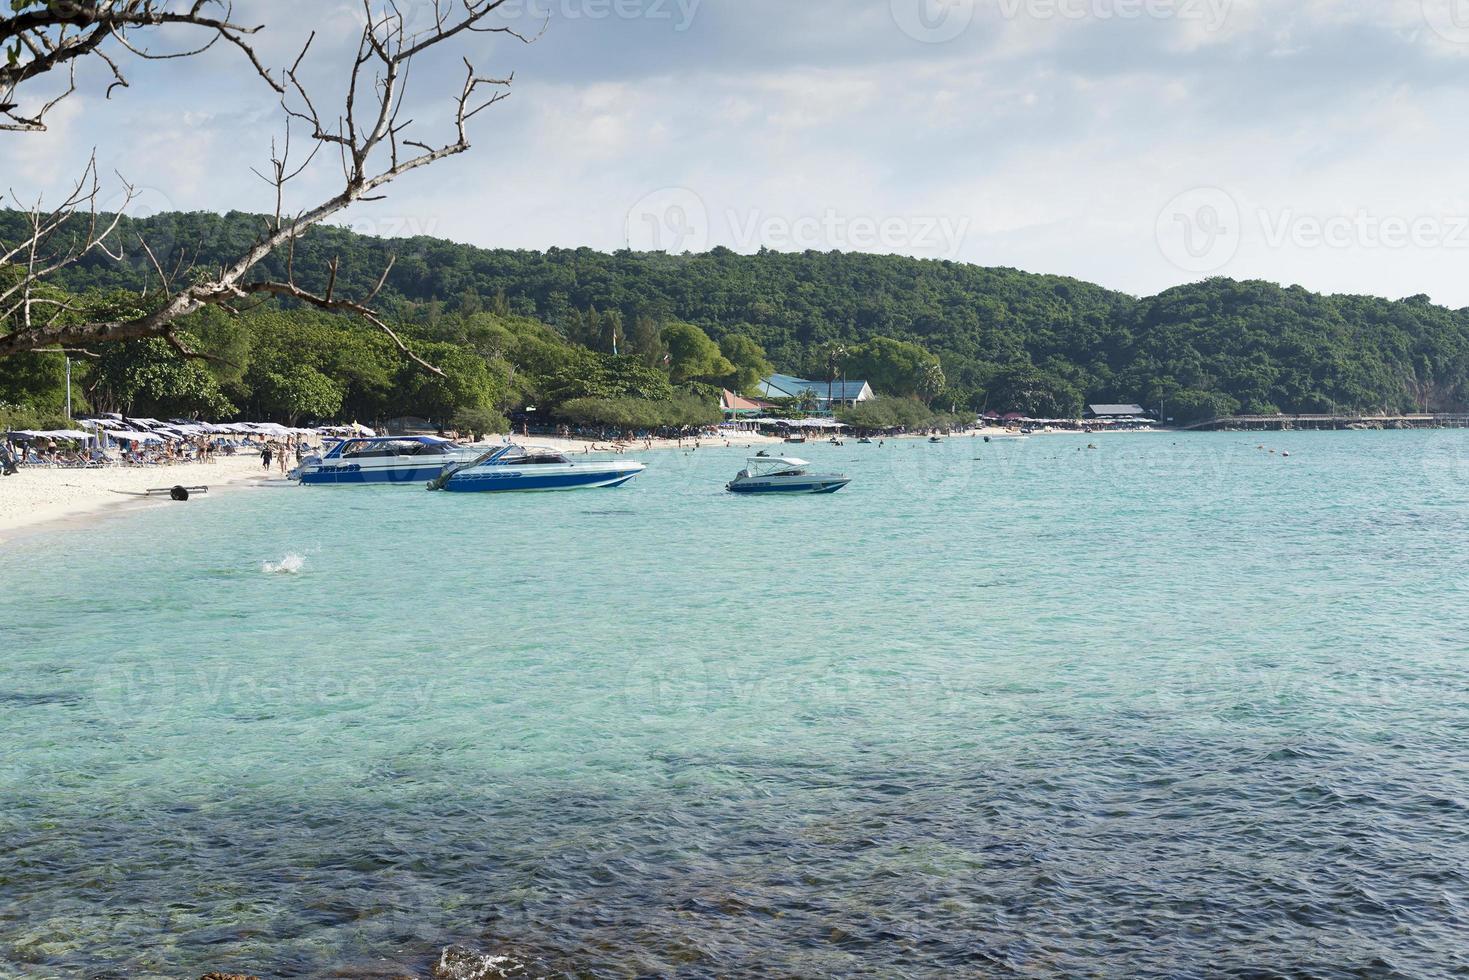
[7,0,1469,303]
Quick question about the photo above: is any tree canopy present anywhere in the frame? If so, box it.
[6,212,1469,426]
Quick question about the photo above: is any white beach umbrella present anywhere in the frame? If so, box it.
[104,430,165,443]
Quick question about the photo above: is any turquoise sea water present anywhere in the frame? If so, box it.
[3,431,1469,978]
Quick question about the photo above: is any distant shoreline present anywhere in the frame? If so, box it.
[8,424,1430,543]
[0,433,785,543]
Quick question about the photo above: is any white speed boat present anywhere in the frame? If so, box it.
[726,456,850,495]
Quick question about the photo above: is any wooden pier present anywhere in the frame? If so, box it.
[1181,413,1469,432]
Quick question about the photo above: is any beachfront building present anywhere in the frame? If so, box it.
[720,389,767,418]
[1087,403,1152,422]
[757,373,875,414]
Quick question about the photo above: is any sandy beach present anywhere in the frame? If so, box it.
[0,433,792,542]
[0,428,1131,542]
[0,454,271,544]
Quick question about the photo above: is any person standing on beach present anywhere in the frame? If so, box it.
[262,441,274,471]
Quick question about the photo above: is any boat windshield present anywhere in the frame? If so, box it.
[341,439,453,459]
[747,458,809,476]
[496,446,571,466]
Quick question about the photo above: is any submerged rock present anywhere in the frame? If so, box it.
[200,974,261,980]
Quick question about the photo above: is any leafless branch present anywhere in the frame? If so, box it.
[1,0,282,132]
[0,0,527,369]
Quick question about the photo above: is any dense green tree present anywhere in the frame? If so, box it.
[555,392,720,429]
[627,315,666,368]
[718,333,773,394]
[255,364,344,425]
[87,337,235,417]
[9,210,1469,420]
[846,337,945,400]
[452,405,510,437]
[839,396,935,431]
[982,365,1083,418]
[662,322,734,385]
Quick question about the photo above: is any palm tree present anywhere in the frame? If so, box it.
[825,343,847,414]
[918,362,946,406]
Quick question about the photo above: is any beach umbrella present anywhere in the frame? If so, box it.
[104,430,165,443]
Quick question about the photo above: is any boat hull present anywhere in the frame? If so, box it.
[299,461,455,485]
[727,476,850,495]
[439,462,646,493]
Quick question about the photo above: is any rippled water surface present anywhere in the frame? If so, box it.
[3,431,1469,978]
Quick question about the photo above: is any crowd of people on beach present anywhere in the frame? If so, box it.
[259,437,312,476]
[0,432,317,475]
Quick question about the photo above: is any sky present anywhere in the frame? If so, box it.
[9,0,1469,305]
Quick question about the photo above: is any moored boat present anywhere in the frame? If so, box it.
[726,456,850,495]
[295,435,480,485]
[430,444,645,493]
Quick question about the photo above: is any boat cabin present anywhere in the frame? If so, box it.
[326,436,461,460]
[738,456,812,479]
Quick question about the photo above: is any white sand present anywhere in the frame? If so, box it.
[0,435,787,541]
[0,427,1148,541]
[0,454,269,543]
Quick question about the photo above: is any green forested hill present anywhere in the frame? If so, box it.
[5,208,1468,422]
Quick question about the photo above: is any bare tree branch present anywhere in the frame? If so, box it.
[0,0,526,370]
[1,0,282,132]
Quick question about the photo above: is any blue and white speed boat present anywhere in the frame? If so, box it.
[726,456,850,494]
[295,435,480,485]
[430,444,646,493]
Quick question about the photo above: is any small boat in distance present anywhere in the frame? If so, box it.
[929,436,943,443]
[727,456,851,495]
[430,443,645,493]
[985,433,1030,443]
[296,435,480,485]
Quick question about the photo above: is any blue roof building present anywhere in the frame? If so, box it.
[757,373,875,412]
